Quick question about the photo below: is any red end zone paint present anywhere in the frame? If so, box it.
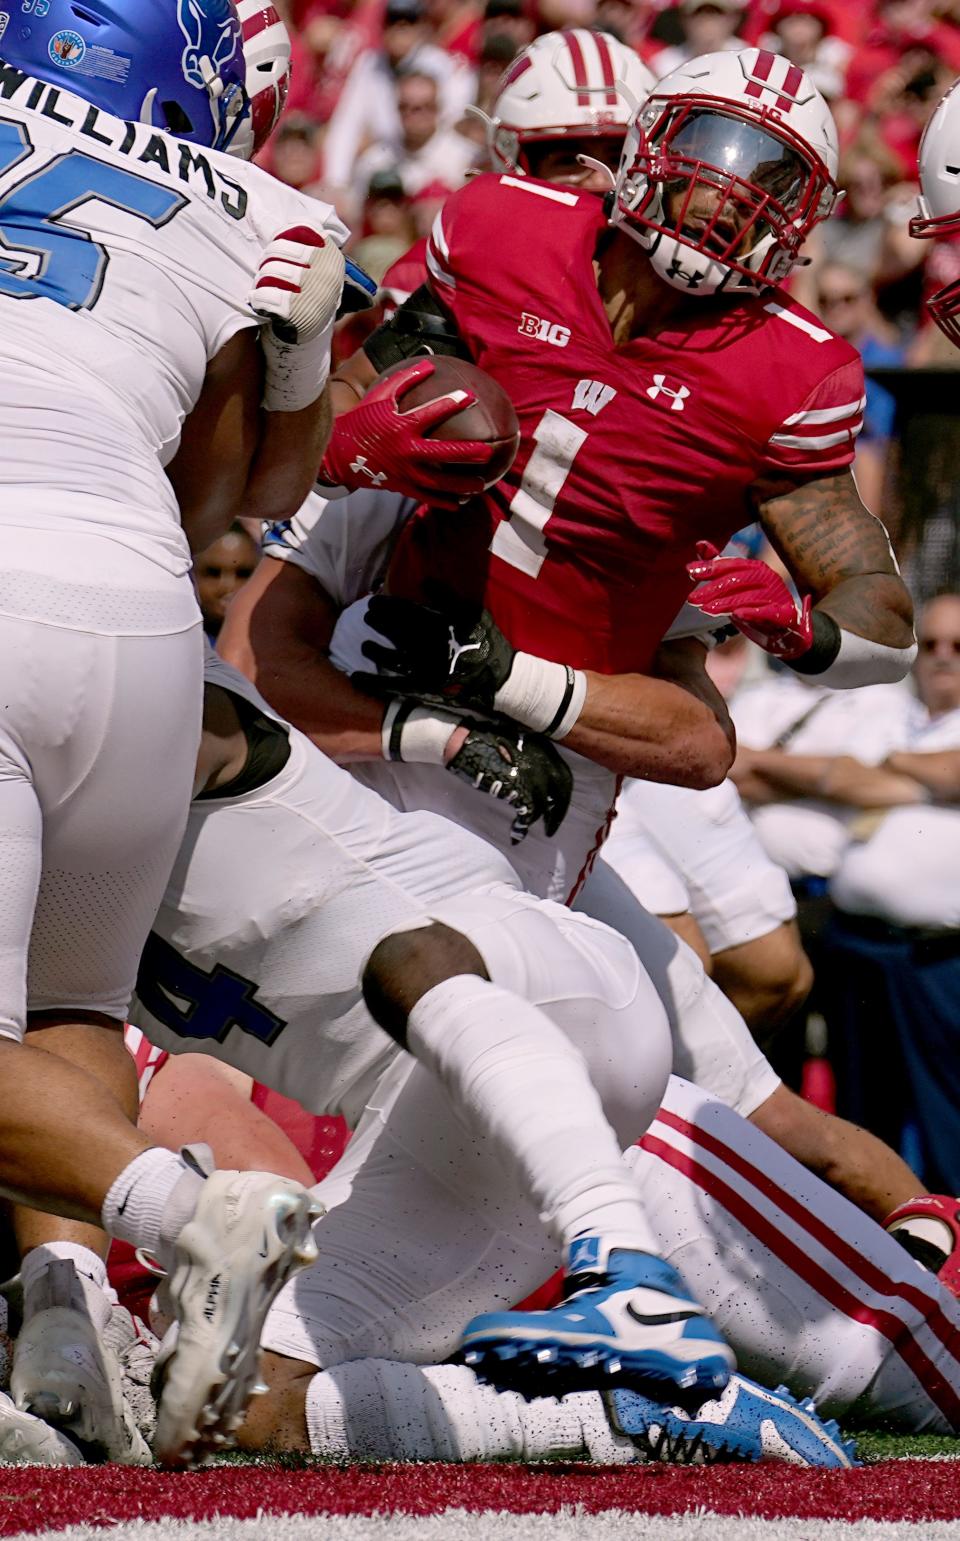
[0,1462,957,1536]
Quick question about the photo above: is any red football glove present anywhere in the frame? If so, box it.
[320,358,497,509]
[885,1193,960,1299]
[686,541,814,662]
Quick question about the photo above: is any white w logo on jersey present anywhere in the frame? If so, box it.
[646,375,690,412]
[572,379,617,416]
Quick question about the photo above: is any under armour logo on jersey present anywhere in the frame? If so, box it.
[740,48,814,111]
[518,311,571,348]
[350,455,387,486]
[572,379,617,416]
[646,375,690,412]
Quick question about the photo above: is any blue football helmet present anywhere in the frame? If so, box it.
[2,0,250,153]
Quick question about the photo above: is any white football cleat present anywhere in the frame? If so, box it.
[11,1259,151,1465]
[0,1388,85,1467]
[152,1170,322,1467]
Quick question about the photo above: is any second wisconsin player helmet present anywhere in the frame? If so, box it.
[612,48,839,294]
[488,29,656,177]
[0,0,249,153]
[911,76,960,347]
[230,0,292,161]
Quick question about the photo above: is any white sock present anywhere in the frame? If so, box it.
[20,1242,118,1318]
[305,1359,617,1463]
[101,1147,206,1265]
[406,975,656,1249]
[21,1242,108,1296]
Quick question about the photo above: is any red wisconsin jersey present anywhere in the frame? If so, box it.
[386,174,865,675]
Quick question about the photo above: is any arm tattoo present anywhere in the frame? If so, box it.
[756,471,914,645]
[757,472,896,591]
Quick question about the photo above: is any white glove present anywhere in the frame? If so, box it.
[251,224,345,412]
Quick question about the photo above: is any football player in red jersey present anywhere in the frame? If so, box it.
[221,43,924,1233]
[230,46,915,886]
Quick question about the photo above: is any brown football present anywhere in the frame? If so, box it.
[379,355,521,487]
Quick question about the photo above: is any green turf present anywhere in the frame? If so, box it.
[213,1429,960,1468]
[846,1428,960,1462]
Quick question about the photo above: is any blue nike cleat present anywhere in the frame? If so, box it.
[607,1374,860,1467]
[460,1235,734,1404]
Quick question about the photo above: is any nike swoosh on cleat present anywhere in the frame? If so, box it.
[626,1302,703,1327]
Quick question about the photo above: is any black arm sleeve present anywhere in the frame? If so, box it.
[363,283,471,374]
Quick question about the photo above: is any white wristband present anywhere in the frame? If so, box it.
[493,652,587,738]
[811,629,918,690]
[382,699,461,764]
[261,320,335,414]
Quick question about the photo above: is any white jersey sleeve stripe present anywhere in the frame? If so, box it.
[763,301,833,343]
[783,397,867,426]
[425,244,456,291]
[499,175,581,206]
[770,425,863,450]
[429,208,451,263]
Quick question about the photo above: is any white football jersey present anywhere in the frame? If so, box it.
[130,652,521,1124]
[0,68,347,595]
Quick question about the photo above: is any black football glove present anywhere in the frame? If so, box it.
[446,715,572,844]
[353,591,516,710]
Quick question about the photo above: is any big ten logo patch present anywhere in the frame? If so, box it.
[518,312,571,348]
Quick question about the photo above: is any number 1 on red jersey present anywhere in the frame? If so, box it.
[490,409,587,579]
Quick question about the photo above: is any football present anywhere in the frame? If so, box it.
[380,355,520,487]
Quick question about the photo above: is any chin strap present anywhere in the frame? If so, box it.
[576,154,616,190]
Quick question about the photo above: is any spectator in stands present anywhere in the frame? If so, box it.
[429,0,484,61]
[729,670,913,886]
[816,593,960,1191]
[267,112,325,192]
[457,31,520,148]
[481,0,536,50]
[845,0,960,120]
[351,168,419,284]
[821,138,907,283]
[409,177,459,237]
[652,0,748,75]
[284,6,355,124]
[814,259,906,511]
[194,525,260,641]
[350,69,476,210]
[322,0,473,211]
[756,0,852,101]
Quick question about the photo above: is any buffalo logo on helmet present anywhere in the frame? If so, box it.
[177,0,239,93]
